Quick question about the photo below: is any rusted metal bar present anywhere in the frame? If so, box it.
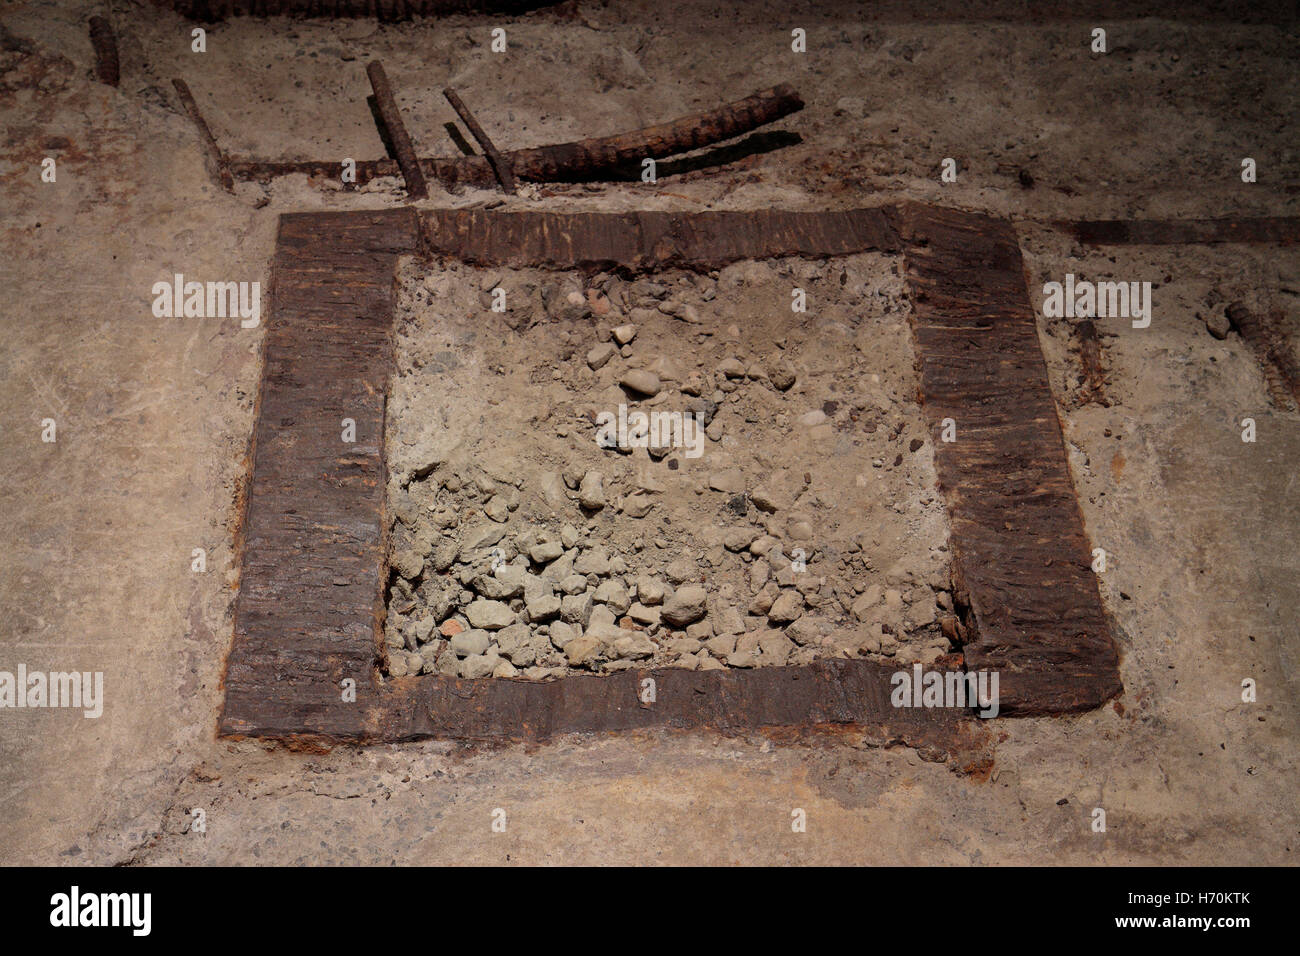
[88,16,119,87]
[172,78,235,193]
[1073,319,1108,407]
[226,84,803,189]
[1226,302,1300,409]
[442,87,515,194]
[365,61,428,200]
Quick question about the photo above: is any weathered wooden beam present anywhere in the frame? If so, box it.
[365,61,428,200]
[226,84,804,189]
[88,16,119,87]
[896,202,1122,716]
[147,0,559,20]
[220,209,421,740]
[417,207,901,272]
[442,87,515,194]
[1067,217,1300,245]
[505,83,804,182]
[172,78,234,193]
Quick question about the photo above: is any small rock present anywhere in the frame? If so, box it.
[613,634,656,659]
[564,635,603,666]
[549,620,579,649]
[494,623,536,666]
[627,602,661,626]
[593,579,631,615]
[459,653,498,679]
[768,363,797,391]
[621,492,655,518]
[713,604,745,636]
[708,469,745,494]
[525,592,561,622]
[1205,310,1232,340]
[664,557,698,585]
[620,369,661,396]
[750,486,787,513]
[587,343,616,370]
[749,582,779,615]
[757,629,795,664]
[636,576,666,605]
[612,323,637,345]
[530,539,564,564]
[798,409,828,428]
[465,599,516,630]
[705,634,737,658]
[561,592,594,628]
[723,527,760,552]
[578,471,607,511]
[787,518,814,541]
[768,589,804,624]
[662,585,708,627]
[388,652,410,677]
[430,540,459,572]
[483,495,510,522]
[717,357,746,379]
[472,564,526,600]
[560,573,589,595]
[451,628,491,657]
[391,550,423,581]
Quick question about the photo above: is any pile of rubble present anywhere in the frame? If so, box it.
[383,255,957,680]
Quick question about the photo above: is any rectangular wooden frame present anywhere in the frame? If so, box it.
[219,202,1124,743]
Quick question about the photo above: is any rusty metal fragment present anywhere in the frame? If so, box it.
[1226,302,1300,409]
[1072,319,1108,407]
[442,87,515,194]
[88,16,119,87]
[172,78,235,193]
[366,61,428,200]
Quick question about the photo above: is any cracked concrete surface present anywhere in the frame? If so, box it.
[0,0,1296,865]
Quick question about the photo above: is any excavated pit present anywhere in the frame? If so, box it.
[382,252,956,680]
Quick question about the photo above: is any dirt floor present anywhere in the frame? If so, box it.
[0,0,1296,865]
